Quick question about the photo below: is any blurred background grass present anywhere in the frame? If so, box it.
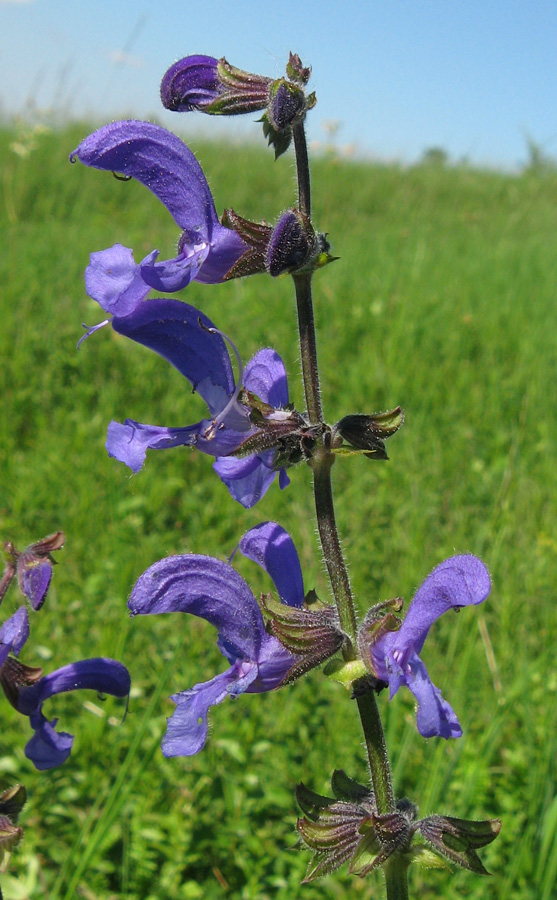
[0,122,555,899]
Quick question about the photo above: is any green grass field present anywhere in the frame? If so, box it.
[1,121,556,899]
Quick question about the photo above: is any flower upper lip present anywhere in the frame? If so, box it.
[71,120,248,293]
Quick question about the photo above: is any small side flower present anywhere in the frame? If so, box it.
[15,659,131,770]
[366,555,491,738]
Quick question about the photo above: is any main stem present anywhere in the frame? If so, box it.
[292,117,408,898]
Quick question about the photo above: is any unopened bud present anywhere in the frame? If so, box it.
[160,55,221,111]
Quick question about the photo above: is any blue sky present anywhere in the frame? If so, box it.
[1,0,556,168]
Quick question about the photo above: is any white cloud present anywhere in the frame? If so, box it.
[106,49,145,69]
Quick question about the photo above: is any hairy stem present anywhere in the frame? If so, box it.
[311,454,357,646]
[356,690,395,813]
[384,858,410,900]
[293,272,322,424]
[293,121,311,217]
[292,118,402,896]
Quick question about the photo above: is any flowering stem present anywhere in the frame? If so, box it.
[311,454,357,646]
[356,690,395,813]
[384,858,410,900]
[293,121,311,217]
[293,272,323,423]
[292,117,405,897]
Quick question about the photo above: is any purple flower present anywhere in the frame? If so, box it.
[1,609,130,769]
[370,555,491,739]
[0,608,29,668]
[70,120,248,295]
[101,297,291,508]
[16,659,131,770]
[128,521,304,756]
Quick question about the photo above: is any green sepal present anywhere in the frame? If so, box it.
[260,113,292,159]
[407,845,449,870]
[0,785,26,872]
[258,592,345,683]
[330,445,389,460]
[201,58,271,116]
[330,770,373,803]
[221,208,272,247]
[0,656,43,709]
[348,829,382,875]
[332,407,404,459]
[323,657,367,688]
[417,815,501,875]
[286,52,311,85]
[357,597,403,669]
[0,786,26,826]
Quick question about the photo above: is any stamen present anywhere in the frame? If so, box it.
[197,318,247,439]
[112,171,132,182]
[77,319,110,349]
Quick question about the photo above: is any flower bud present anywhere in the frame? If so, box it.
[1,531,64,610]
[267,80,306,131]
[160,53,317,159]
[332,407,404,460]
[160,55,221,111]
[161,55,271,116]
[0,784,26,870]
[266,210,332,277]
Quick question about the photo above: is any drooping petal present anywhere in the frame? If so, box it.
[71,120,219,234]
[106,420,201,474]
[17,658,131,770]
[0,608,29,667]
[239,521,304,608]
[213,453,280,509]
[162,660,258,757]
[85,244,158,316]
[111,299,234,414]
[402,656,462,739]
[244,348,289,407]
[160,55,220,112]
[24,715,74,770]
[128,555,266,660]
[17,658,131,713]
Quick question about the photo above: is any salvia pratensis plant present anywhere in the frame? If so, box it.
[2,51,501,896]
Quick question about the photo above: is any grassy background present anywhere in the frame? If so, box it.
[0,122,556,899]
